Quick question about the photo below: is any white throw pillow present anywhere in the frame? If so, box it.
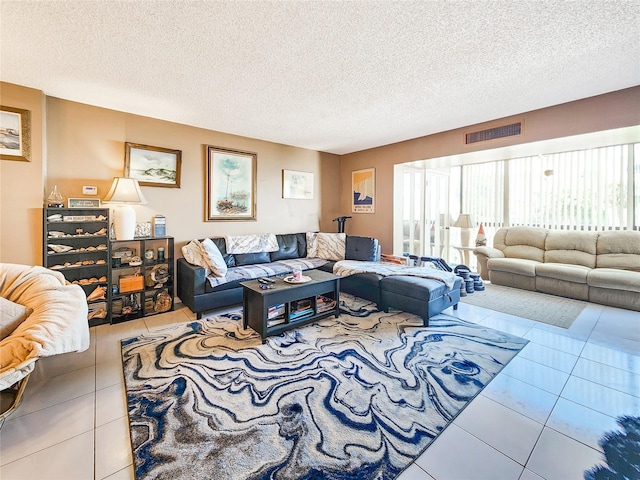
[181,239,228,277]
[0,297,32,340]
[306,232,319,258]
[201,238,228,277]
[315,232,346,261]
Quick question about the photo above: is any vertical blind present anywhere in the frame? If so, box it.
[461,143,639,231]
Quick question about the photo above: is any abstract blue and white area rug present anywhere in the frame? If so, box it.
[121,295,528,480]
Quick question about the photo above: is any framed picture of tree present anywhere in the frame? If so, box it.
[205,145,257,221]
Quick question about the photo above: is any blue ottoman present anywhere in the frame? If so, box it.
[379,275,461,326]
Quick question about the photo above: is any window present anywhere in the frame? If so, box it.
[462,143,639,232]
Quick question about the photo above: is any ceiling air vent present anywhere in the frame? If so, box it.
[465,122,522,144]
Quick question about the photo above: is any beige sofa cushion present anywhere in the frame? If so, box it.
[494,226,547,262]
[487,258,539,277]
[536,263,591,284]
[587,268,640,293]
[544,231,597,267]
[596,231,640,271]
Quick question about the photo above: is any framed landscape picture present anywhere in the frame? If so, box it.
[206,145,257,221]
[282,169,314,199]
[0,105,31,162]
[125,143,182,188]
[352,168,375,213]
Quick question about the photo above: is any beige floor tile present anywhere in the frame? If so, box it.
[96,382,128,427]
[95,416,134,480]
[0,393,95,465]
[96,358,125,390]
[0,430,94,480]
[11,364,95,418]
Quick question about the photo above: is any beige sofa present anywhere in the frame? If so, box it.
[474,227,640,311]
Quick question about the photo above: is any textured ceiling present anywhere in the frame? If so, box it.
[1,1,639,155]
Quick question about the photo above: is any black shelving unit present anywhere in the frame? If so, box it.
[110,236,174,323]
[43,208,111,327]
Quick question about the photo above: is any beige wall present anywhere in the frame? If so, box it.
[1,84,342,265]
[2,81,639,265]
[0,82,45,264]
[342,86,640,252]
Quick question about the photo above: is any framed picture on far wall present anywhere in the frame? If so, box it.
[125,142,182,188]
[352,168,375,213]
[0,105,31,162]
[282,169,314,199]
[206,145,257,221]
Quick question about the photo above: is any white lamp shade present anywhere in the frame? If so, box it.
[103,177,147,241]
[453,214,475,228]
[103,177,147,204]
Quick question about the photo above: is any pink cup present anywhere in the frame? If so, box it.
[293,266,302,281]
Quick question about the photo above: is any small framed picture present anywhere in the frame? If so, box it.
[352,168,375,213]
[125,143,182,188]
[282,170,314,199]
[0,105,31,162]
[68,198,101,208]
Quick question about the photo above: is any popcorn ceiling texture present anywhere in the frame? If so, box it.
[1,0,639,154]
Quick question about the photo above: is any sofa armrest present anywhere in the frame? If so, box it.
[177,258,207,304]
[473,246,504,280]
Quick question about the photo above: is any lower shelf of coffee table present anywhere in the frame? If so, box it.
[241,270,340,340]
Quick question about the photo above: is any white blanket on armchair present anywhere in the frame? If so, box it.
[0,263,90,390]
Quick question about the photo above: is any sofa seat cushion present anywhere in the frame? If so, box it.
[379,275,451,301]
[204,258,328,289]
[587,268,640,293]
[536,263,591,284]
[487,258,540,277]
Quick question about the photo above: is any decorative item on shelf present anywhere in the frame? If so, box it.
[103,177,147,240]
[154,289,172,313]
[475,223,487,247]
[157,247,165,261]
[135,221,152,238]
[46,185,64,208]
[152,215,166,237]
[454,213,475,247]
[145,249,154,260]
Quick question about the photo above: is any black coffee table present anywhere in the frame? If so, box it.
[241,269,340,340]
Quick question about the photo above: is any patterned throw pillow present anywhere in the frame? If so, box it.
[0,297,32,340]
[306,232,319,258]
[314,232,346,261]
[181,239,228,277]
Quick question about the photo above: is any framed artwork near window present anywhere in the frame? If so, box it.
[125,142,182,188]
[206,145,257,221]
[352,168,375,213]
[0,105,31,162]
[282,169,314,199]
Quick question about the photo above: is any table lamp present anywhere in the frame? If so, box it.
[103,177,147,240]
[454,213,475,247]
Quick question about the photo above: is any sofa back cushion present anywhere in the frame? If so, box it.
[235,252,271,266]
[596,230,640,271]
[545,231,598,267]
[494,226,547,262]
[270,234,300,261]
[346,235,379,261]
[210,238,236,267]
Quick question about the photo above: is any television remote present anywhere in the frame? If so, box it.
[261,277,275,283]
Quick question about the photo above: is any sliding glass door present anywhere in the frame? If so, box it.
[393,165,454,262]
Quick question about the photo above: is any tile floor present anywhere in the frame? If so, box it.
[0,298,638,480]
